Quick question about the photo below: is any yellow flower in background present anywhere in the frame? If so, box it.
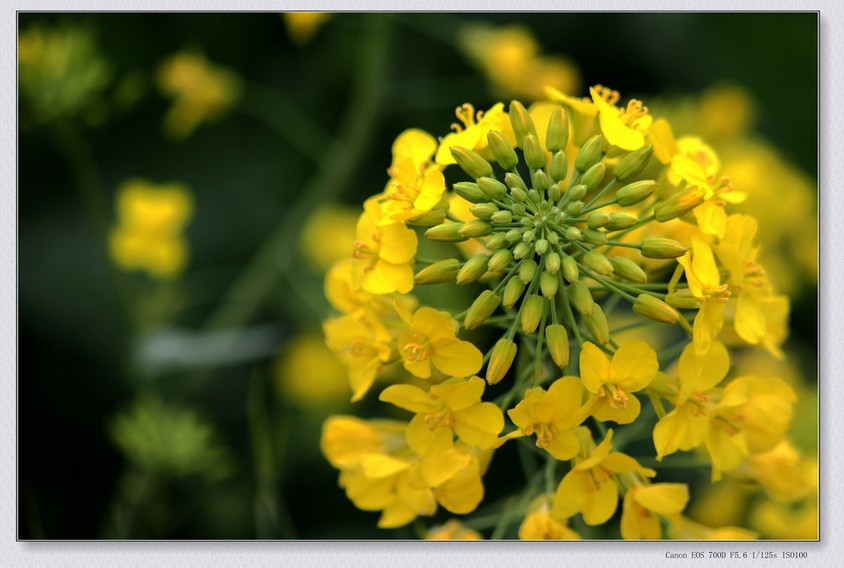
[579,341,659,424]
[275,331,349,408]
[518,496,581,540]
[323,311,393,402]
[458,23,580,102]
[18,23,110,123]
[668,516,757,540]
[620,483,689,539]
[395,305,483,379]
[300,205,359,272]
[426,519,483,540]
[157,50,240,139]
[282,12,331,45]
[108,179,193,279]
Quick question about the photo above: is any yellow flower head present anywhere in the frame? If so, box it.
[395,305,483,379]
[435,102,515,165]
[352,198,418,294]
[579,341,659,424]
[507,377,589,460]
[518,495,581,540]
[590,85,653,151]
[157,50,240,139]
[620,483,689,539]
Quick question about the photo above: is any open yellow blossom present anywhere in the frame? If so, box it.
[157,50,240,139]
[352,198,418,294]
[324,258,417,318]
[590,85,653,151]
[507,377,589,460]
[519,496,581,540]
[579,341,659,424]
[677,234,729,355]
[323,312,392,402]
[379,129,447,225]
[379,377,504,457]
[435,102,514,165]
[620,483,689,539]
[552,429,656,525]
[395,305,483,379]
[745,440,816,503]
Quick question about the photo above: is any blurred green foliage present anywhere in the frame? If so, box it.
[18,12,817,539]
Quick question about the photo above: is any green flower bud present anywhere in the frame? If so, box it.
[474,177,506,201]
[503,275,527,307]
[414,258,460,284]
[613,145,653,182]
[505,228,523,242]
[568,281,594,315]
[511,187,528,202]
[564,226,582,241]
[633,293,681,324]
[534,238,549,255]
[486,233,508,250]
[504,172,528,192]
[641,237,687,259]
[487,130,519,170]
[453,181,490,204]
[528,189,541,202]
[486,337,517,385]
[584,304,609,345]
[469,202,498,221]
[605,212,639,231]
[549,151,568,183]
[574,134,604,171]
[532,170,550,193]
[490,210,512,224]
[544,251,561,274]
[610,256,647,283]
[583,250,614,275]
[488,248,514,272]
[456,254,489,284]
[566,201,585,215]
[512,203,527,216]
[523,133,546,170]
[520,295,545,334]
[548,181,562,202]
[547,231,560,245]
[545,106,569,153]
[586,211,610,229]
[539,271,559,298]
[425,222,468,242]
[562,255,579,283]
[654,186,706,222]
[616,180,657,207]
[464,290,500,330]
[509,100,537,146]
[406,208,446,226]
[458,219,493,238]
[519,258,538,283]
[665,289,703,310]
[545,323,570,368]
[451,145,493,180]
[513,241,533,260]
[581,162,606,192]
[522,230,536,242]
[568,184,587,202]
[582,229,608,246]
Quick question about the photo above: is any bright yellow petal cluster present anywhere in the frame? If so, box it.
[518,496,581,540]
[352,197,418,294]
[435,103,515,165]
[395,305,483,379]
[620,483,689,539]
[108,179,193,279]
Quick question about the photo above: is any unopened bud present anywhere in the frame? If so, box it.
[654,186,706,222]
[487,130,519,170]
[581,162,606,192]
[407,208,446,226]
[504,172,528,193]
[476,176,508,201]
[523,133,546,170]
[512,187,529,202]
[486,337,517,385]
[641,237,687,259]
[605,212,639,231]
[453,181,490,204]
[613,145,654,181]
[545,324,570,368]
[566,201,585,215]
[518,259,537,284]
[490,210,512,224]
[562,256,579,283]
[486,233,508,250]
[564,226,582,241]
[488,248,514,272]
[665,289,703,310]
[503,275,527,307]
[568,184,587,202]
[505,228,523,242]
[425,222,467,242]
[528,189,541,202]
[451,146,493,180]
[575,134,605,171]
[534,238,549,255]
[509,100,537,146]
[464,290,500,329]
[616,180,657,207]
[470,202,499,221]
[456,254,489,284]
[544,251,561,273]
[582,229,608,246]
[532,170,550,193]
[584,304,610,345]
[539,271,559,298]
[458,219,493,238]
[414,258,460,284]
[545,106,569,153]
[583,250,614,275]
[520,295,544,333]
[633,293,681,324]
[549,151,568,183]
[548,181,562,201]
[513,241,532,260]
[568,281,594,315]
[610,256,647,283]
[586,211,610,229]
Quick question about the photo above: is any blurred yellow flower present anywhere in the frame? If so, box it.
[108,179,193,279]
[518,496,581,540]
[157,50,240,139]
[275,331,350,408]
[620,483,689,540]
[458,23,580,102]
[300,205,359,272]
[282,12,331,45]
[426,519,483,540]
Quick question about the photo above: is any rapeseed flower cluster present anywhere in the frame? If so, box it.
[320,84,815,539]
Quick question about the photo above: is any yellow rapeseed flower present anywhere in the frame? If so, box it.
[395,305,483,379]
[352,198,418,294]
[426,519,483,540]
[518,496,581,539]
[435,102,514,165]
[620,483,689,539]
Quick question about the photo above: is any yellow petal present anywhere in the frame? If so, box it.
[379,384,436,414]
[581,476,619,525]
[454,402,504,449]
[431,338,484,378]
[407,413,454,456]
[431,376,485,411]
[632,483,689,515]
[579,342,610,393]
[591,86,644,150]
[610,341,658,391]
